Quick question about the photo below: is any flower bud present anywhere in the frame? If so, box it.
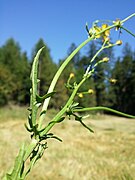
[69,73,75,78]
[88,89,94,94]
[78,93,83,98]
[109,78,117,84]
[102,57,109,62]
[116,40,123,46]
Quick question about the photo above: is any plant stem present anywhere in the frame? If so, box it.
[38,37,93,129]
[38,13,135,129]
[85,45,105,75]
[73,106,135,118]
[40,77,87,135]
[121,13,135,24]
[121,26,135,38]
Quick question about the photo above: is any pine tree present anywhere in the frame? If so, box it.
[75,41,97,107]
[0,38,30,105]
[111,43,134,114]
[18,52,31,104]
[93,41,114,107]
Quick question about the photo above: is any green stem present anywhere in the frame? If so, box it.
[121,26,135,38]
[40,78,86,135]
[85,45,105,75]
[23,139,38,161]
[73,106,135,119]
[38,37,93,129]
[38,13,135,129]
[121,13,135,24]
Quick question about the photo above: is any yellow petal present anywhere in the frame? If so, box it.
[94,26,101,38]
[102,24,108,29]
[104,30,110,36]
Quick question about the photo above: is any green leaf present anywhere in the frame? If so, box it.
[41,133,62,142]
[27,114,33,129]
[40,110,46,117]
[73,113,94,133]
[23,139,38,162]
[24,123,33,132]
[31,47,45,127]
[36,91,56,103]
[77,119,94,133]
[6,144,25,180]
[48,117,65,126]
[49,135,62,142]
[24,143,47,178]
[70,102,79,109]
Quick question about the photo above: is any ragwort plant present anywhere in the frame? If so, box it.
[3,13,135,180]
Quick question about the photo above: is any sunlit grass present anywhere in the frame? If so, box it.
[0,107,135,180]
[0,105,28,122]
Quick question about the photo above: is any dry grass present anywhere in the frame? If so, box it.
[0,106,135,180]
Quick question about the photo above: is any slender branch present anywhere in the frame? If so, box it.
[40,78,86,135]
[121,26,135,38]
[38,37,93,129]
[121,13,135,24]
[38,13,135,129]
[73,106,135,119]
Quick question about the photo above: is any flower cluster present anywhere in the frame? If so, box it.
[89,24,110,42]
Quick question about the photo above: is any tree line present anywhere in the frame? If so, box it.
[0,38,135,115]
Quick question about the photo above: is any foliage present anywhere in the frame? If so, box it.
[110,43,135,115]
[0,39,31,105]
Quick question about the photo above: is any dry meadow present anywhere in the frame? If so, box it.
[0,106,135,180]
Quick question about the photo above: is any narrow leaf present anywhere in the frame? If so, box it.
[36,91,56,103]
[31,47,45,126]
[6,144,25,180]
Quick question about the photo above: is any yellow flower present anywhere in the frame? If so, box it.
[88,89,94,94]
[102,24,110,36]
[78,93,83,98]
[89,26,101,38]
[94,26,102,38]
[102,24,110,42]
[113,19,121,31]
[89,24,110,42]
[69,73,75,78]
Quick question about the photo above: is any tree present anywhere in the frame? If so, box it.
[62,43,80,80]
[0,38,30,105]
[75,42,97,107]
[111,43,134,114]
[54,43,81,109]
[92,41,114,107]
[67,43,81,68]
[0,63,15,105]
[17,52,31,104]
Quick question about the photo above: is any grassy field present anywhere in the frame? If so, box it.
[0,106,135,180]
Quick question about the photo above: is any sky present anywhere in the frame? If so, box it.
[1,0,135,63]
